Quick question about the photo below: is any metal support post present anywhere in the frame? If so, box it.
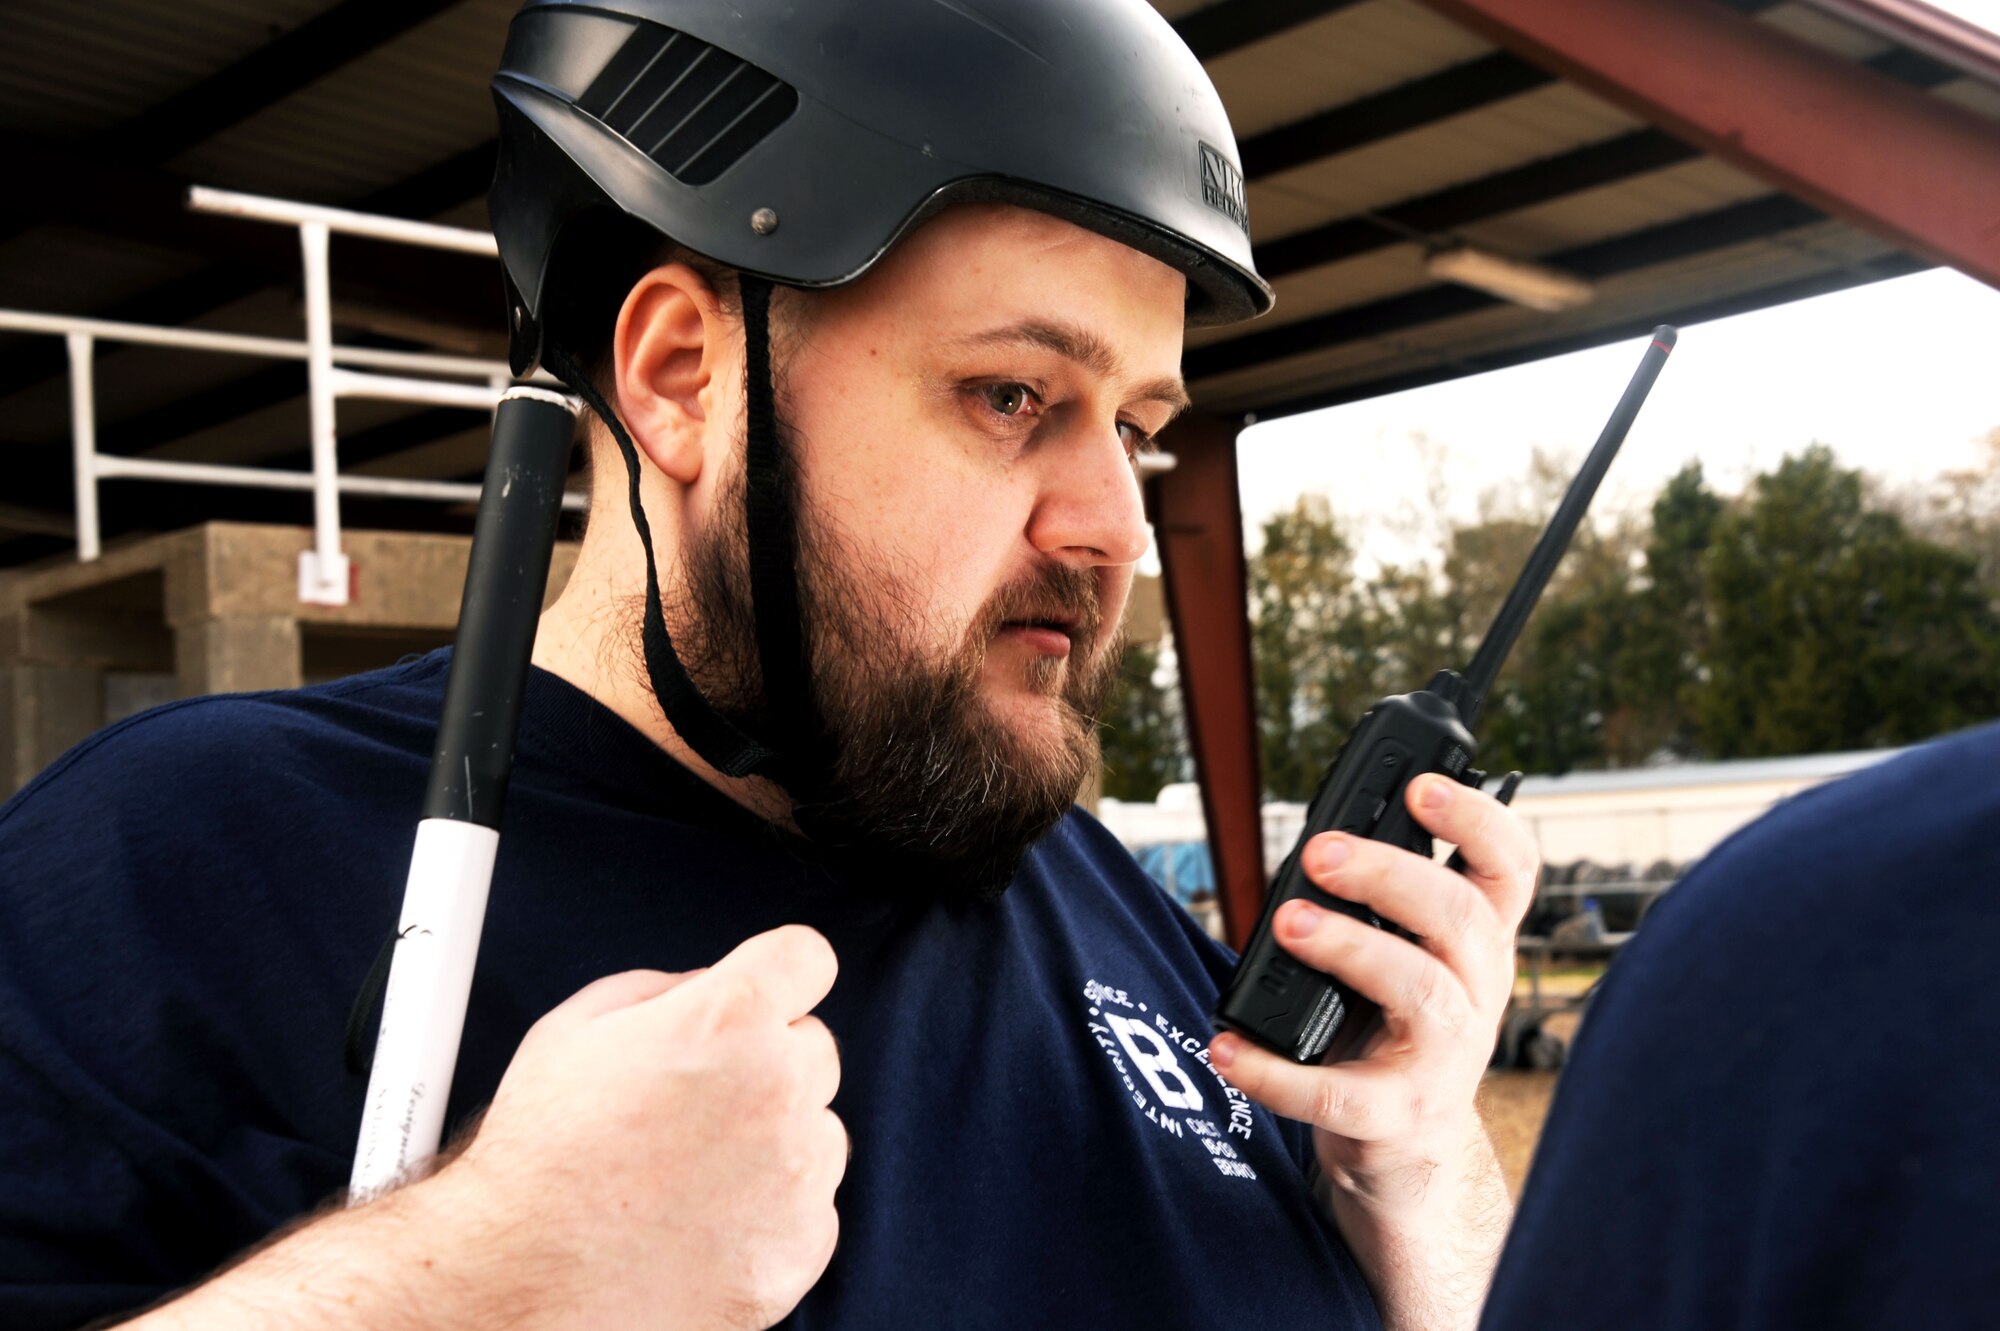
[1150,413,1266,950]
[298,219,351,606]
[65,332,101,562]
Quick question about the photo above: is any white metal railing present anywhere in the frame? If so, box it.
[4,186,580,606]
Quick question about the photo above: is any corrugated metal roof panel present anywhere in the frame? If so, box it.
[148,393,415,467]
[0,0,1966,556]
[1787,0,2000,87]
[1514,747,1896,797]
[1191,219,1901,408]
[0,0,332,135]
[1459,159,1773,256]
[429,198,494,232]
[352,427,494,482]
[0,228,200,317]
[1247,244,1434,330]
[1207,0,1492,137]
[1759,2,1897,59]
[1451,81,1649,163]
[180,287,324,341]
[1245,180,1348,245]
[1217,170,1783,354]
[1250,82,1644,226]
[1938,76,2000,117]
[167,0,512,204]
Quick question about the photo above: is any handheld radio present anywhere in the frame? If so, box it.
[1212,327,1678,1063]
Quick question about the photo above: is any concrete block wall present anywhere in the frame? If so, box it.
[0,524,577,797]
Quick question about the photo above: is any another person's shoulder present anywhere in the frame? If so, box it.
[1634,722,2000,963]
[1481,722,2000,1331]
[1577,720,2000,1090]
[1587,720,2000,1097]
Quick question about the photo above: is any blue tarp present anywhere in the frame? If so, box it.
[1131,841,1216,905]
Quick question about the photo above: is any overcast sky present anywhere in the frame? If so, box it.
[1936,0,2000,33]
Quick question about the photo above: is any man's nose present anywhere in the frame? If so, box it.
[1024,418,1150,568]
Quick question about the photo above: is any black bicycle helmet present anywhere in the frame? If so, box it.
[487,0,1271,808]
[492,0,1270,375]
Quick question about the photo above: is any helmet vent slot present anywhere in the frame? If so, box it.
[579,22,799,188]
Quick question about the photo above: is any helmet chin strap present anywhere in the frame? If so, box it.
[737,276,834,795]
[543,276,830,800]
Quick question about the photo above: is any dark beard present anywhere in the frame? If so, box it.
[655,446,1123,903]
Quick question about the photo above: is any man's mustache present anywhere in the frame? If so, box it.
[979,564,1104,650]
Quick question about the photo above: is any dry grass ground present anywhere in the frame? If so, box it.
[1480,1070,1560,1197]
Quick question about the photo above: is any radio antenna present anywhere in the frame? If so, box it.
[1457,326,1676,728]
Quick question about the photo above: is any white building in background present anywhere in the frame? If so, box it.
[1100,747,1902,895]
[1500,749,1896,867]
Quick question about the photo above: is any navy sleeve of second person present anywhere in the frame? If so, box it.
[1479,722,2000,1331]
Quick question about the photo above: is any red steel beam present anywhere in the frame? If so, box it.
[1150,414,1266,949]
[1414,0,2000,290]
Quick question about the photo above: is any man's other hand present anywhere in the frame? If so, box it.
[129,925,845,1331]
[435,923,847,1330]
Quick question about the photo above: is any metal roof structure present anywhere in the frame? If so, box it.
[1174,0,1999,413]
[3,0,1996,571]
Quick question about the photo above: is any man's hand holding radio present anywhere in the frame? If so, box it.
[1209,772,1534,1331]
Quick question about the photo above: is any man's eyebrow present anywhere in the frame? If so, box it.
[953,319,1192,416]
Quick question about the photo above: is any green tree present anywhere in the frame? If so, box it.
[1902,428,2000,593]
[1236,441,2000,797]
[1431,450,1640,775]
[1696,445,2000,756]
[1097,638,1188,801]
[1475,509,1640,775]
[1248,465,1645,788]
[1481,587,1619,775]
[1613,462,1724,761]
[1249,496,1368,800]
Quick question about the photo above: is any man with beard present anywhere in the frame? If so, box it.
[0,3,1538,1329]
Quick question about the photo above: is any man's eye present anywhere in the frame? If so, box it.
[1119,421,1158,455]
[983,383,1036,417]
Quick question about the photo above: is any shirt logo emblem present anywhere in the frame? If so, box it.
[1082,978,1261,1181]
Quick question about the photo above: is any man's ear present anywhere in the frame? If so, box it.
[612,263,730,485]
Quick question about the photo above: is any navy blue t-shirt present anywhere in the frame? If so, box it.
[1481,722,2000,1331]
[0,651,1380,1330]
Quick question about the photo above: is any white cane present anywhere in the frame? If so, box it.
[349,385,580,1203]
